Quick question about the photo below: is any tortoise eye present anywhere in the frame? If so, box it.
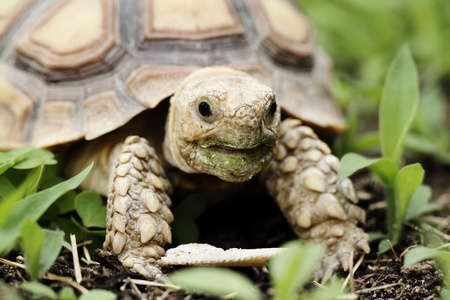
[198,101,213,118]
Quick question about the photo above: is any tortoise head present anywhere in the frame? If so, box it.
[163,67,281,182]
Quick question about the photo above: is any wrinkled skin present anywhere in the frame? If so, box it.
[103,67,370,282]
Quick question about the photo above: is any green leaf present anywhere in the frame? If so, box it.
[379,46,419,165]
[394,163,424,224]
[348,131,380,153]
[0,175,16,198]
[24,164,45,196]
[75,191,107,228]
[169,267,261,300]
[78,290,117,300]
[59,287,77,300]
[339,153,397,185]
[368,232,387,242]
[406,185,441,220]
[369,157,398,185]
[0,188,21,229]
[405,133,439,155]
[338,153,380,181]
[378,239,392,254]
[0,147,34,176]
[404,246,450,266]
[0,281,24,300]
[20,282,57,300]
[40,230,64,275]
[20,218,44,281]
[269,241,324,300]
[13,148,56,170]
[0,163,92,254]
[306,278,344,299]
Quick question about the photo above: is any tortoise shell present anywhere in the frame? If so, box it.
[0,0,346,150]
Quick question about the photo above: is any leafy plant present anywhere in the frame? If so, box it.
[338,46,440,252]
[0,147,92,280]
[169,267,261,300]
[168,241,344,300]
[270,241,324,300]
[299,0,450,164]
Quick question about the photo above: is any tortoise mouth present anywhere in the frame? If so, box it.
[189,139,276,182]
[206,143,265,156]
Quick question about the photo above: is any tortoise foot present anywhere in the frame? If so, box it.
[103,136,173,278]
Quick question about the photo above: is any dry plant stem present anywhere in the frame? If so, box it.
[70,233,82,284]
[82,245,99,265]
[342,253,365,293]
[44,273,88,294]
[387,239,399,261]
[125,278,180,290]
[0,257,26,269]
[127,277,143,298]
[0,259,88,295]
[357,282,405,298]
[336,294,358,300]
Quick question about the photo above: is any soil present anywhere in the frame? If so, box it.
[0,164,449,299]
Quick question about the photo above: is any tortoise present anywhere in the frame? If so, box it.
[0,0,369,282]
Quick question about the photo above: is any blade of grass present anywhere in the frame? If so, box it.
[20,218,44,280]
[379,45,419,166]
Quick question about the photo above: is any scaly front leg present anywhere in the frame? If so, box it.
[104,136,173,278]
[262,119,370,282]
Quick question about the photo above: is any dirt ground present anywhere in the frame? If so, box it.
[0,163,449,299]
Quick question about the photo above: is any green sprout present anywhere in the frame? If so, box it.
[338,46,441,252]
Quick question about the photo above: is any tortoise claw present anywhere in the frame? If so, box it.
[358,239,371,254]
[341,254,350,272]
[321,265,336,284]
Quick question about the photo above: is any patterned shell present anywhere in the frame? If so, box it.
[0,0,346,150]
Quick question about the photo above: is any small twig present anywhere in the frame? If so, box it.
[363,258,397,264]
[357,282,405,299]
[399,244,419,260]
[342,253,364,293]
[436,242,450,250]
[311,280,326,289]
[82,245,99,265]
[126,277,143,298]
[224,292,238,299]
[126,278,180,290]
[61,240,93,254]
[70,233,82,284]
[387,240,399,261]
[44,272,88,294]
[336,294,358,300]
[0,257,26,269]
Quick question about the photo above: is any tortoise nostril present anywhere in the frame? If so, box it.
[268,102,277,117]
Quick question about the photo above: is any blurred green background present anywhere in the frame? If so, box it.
[298,0,450,163]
